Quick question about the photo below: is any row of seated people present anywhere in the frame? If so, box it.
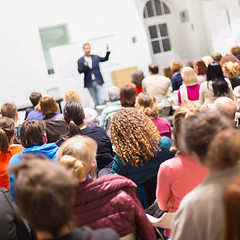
[0,92,240,239]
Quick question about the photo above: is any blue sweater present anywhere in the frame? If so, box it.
[111,136,175,185]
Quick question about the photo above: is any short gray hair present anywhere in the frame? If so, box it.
[108,86,120,102]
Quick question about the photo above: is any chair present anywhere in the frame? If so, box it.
[120,232,137,240]
[146,212,175,229]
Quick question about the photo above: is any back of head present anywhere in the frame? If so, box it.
[230,45,240,56]
[65,89,82,103]
[222,61,239,78]
[1,102,17,119]
[161,66,172,79]
[58,135,97,182]
[131,70,145,87]
[180,111,234,159]
[207,128,240,170]
[171,60,183,74]
[181,67,198,86]
[29,92,42,107]
[0,117,15,152]
[223,177,240,240]
[201,56,214,67]
[108,86,120,102]
[212,53,222,63]
[135,92,158,118]
[148,63,159,74]
[194,59,207,75]
[211,97,236,120]
[120,85,138,107]
[20,120,46,148]
[110,107,160,166]
[10,159,75,238]
[40,96,59,116]
[219,54,240,66]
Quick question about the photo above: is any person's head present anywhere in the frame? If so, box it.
[65,89,82,103]
[180,111,234,166]
[120,85,138,107]
[0,117,15,152]
[194,59,208,76]
[40,96,59,116]
[20,120,46,148]
[108,86,120,102]
[29,92,42,107]
[63,101,85,137]
[171,103,198,153]
[185,61,194,69]
[135,92,158,119]
[207,128,240,171]
[201,56,214,67]
[223,177,240,240]
[148,64,159,75]
[230,45,240,56]
[83,43,91,57]
[58,135,97,182]
[171,60,183,74]
[219,54,240,66]
[10,159,76,238]
[1,102,18,122]
[222,61,240,79]
[212,53,222,62]
[207,61,229,97]
[161,66,172,79]
[181,67,198,86]
[211,97,236,120]
[110,108,160,167]
[131,70,145,87]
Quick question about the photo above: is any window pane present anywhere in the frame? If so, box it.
[162,38,171,51]
[146,1,154,17]
[154,0,162,16]
[152,40,161,54]
[159,24,168,37]
[149,26,158,39]
[163,2,171,14]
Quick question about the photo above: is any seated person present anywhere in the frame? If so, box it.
[10,159,119,240]
[230,45,240,61]
[135,92,172,139]
[171,60,183,91]
[194,59,207,83]
[25,92,42,120]
[58,135,156,240]
[131,70,144,94]
[171,112,239,240]
[222,61,240,89]
[9,119,59,198]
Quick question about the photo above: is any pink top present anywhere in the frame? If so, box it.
[178,84,201,106]
[151,118,172,140]
[156,154,209,212]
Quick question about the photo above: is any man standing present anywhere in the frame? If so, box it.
[78,43,110,106]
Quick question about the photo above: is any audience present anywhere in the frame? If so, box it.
[25,91,42,120]
[58,135,156,240]
[161,66,172,80]
[194,59,207,83]
[131,70,144,94]
[120,85,138,107]
[219,53,240,66]
[171,112,238,240]
[10,159,119,240]
[110,108,175,208]
[199,61,234,106]
[230,45,240,61]
[135,92,172,139]
[0,117,23,190]
[222,61,240,89]
[40,96,67,143]
[171,60,183,91]
[142,63,171,101]
[178,67,201,106]
[56,101,114,170]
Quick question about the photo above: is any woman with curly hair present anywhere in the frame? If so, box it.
[110,108,175,208]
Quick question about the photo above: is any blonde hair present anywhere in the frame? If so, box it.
[65,89,82,103]
[222,61,239,78]
[57,135,97,182]
[135,92,159,119]
[181,67,198,86]
[201,56,214,67]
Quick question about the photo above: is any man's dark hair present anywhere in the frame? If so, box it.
[10,159,76,238]
[120,85,138,107]
[1,102,17,119]
[20,120,46,148]
[29,92,42,107]
[148,64,159,74]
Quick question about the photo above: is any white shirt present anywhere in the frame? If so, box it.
[84,56,95,80]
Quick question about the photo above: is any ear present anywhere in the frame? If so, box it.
[43,133,48,144]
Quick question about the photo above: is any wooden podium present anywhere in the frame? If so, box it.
[111,66,137,88]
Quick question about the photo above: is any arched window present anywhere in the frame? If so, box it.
[144,0,170,18]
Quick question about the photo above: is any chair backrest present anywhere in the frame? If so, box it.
[146,212,175,229]
[120,232,137,240]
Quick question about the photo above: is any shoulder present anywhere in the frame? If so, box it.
[78,56,85,62]
[9,153,22,167]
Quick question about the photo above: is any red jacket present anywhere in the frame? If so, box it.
[72,174,156,240]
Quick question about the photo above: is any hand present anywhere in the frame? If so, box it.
[106,42,109,52]
[84,59,89,66]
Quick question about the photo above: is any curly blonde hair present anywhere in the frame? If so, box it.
[222,61,239,78]
[110,108,161,167]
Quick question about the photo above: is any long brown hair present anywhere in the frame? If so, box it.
[0,117,15,152]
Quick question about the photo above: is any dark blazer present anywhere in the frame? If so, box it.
[78,52,111,88]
